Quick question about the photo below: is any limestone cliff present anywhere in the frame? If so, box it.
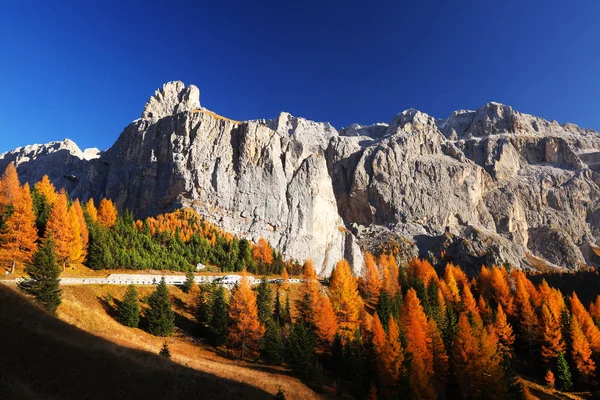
[4,82,600,274]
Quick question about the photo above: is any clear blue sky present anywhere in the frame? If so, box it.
[1,0,599,153]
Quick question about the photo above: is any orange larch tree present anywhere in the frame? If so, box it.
[313,292,338,345]
[329,259,363,337]
[540,303,565,363]
[590,295,600,325]
[514,272,539,348]
[493,304,515,355]
[253,237,273,266]
[428,318,449,395]
[67,205,85,263]
[384,317,404,389]
[281,267,289,290]
[227,271,265,359]
[97,198,118,228]
[86,198,98,222]
[360,252,382,308]
[0,183,38,269]
[72,200,89,255]
[45,191,72,268]
[0,163,21,213]
[570,292,600,353]
[379,253,400,297]
[34,175,58,206]
[488,266,512,314]
[402,288,435,400]
[570,317,596,381]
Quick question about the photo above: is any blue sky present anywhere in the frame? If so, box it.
[1,0,599,153]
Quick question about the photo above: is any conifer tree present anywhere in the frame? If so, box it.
[494,304,515,355]
[273,285,282,325]
[44,191,72,269]
[253,237,273,266]
[146,277,175,336]
[262,319,284,365]
[256,277,273,324]
[274,388,286,400]
[227,272,265,358]
[360,252,381,308]
[18,238,61,315]
[329,259,363,337]
[118,284,141,328]
[570,317,596,381]
[85,198,98,222]
[314,293,338,346]
[281,267,289,290]
[0,163,21,214]
[545,369,555,389]
[541,303,564,363]
[286,321,316,381]
[159,341,171,359]
[0,183,38,270]
[570,292,600,353]
[97,198,118,228]
[181,270,195,294]
[209,284,229,345]
[67,205,84,263]
[281,294,292,326]
[556,351,573,391]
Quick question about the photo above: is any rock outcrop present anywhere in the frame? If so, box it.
[3,82,600,274]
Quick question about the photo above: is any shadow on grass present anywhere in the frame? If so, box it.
[0,286,272,400]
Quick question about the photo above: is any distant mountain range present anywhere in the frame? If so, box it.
[3,81,600,275]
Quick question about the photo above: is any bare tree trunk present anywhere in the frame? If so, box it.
[11,259,15,274]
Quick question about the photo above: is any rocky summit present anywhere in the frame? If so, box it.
[4,81,600,275]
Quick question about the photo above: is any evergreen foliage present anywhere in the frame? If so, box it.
[146,277,175,337]
[118,284,141,328]
[261,320,284,365]
[256,277,273,324]
[274,388,286,400]
[285,321,316,381]
[556,351,573,391]
[182,270,195,293]
[209,285,229,346]
[18,238,61,315]
[159,341,171,359]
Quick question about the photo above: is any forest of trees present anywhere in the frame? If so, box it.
[0,164,296,275]
[3,163,600,399]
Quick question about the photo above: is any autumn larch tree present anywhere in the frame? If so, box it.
[71,200,89,258]
[0,163,21,215]
[67,205,85,263]
[493,304,515,356]
[44,191,72,270]
[146,277,176,337]
[313,292,338,346]
[97,198,118,228]
[0,183,38,271]
[540,303,565,363]
[359,252,381,309]
[85,198,98,223]
[281,267,289,290]
[118,284,141,328]
[253,237,273,266]
[18,238,61,315]
[227,271,265,358]
[570,317,596,382]
[32,175,57,236]
[329,259,363,337]
[402,288,435,400]
[570,292,600,353]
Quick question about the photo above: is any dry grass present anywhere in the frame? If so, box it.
[520,377,592,399]
[58,284,323,400]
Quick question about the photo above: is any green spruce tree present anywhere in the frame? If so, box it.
[18,238,61,315]
[146,277,175,336]
[196,282,214,331]
[159,341,171,359]
[556,351,573,391]
[262,319,284,365]
[118,284,141,328]
[274,388,286,399]
[273,286,282,325]
[256,277,273,324]
[181,270,195,293]
[209,284,229,346]
[285,321,316,381]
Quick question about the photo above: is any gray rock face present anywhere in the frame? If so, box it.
[4,82,600,274]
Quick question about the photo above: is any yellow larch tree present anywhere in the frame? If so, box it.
[44,191,72,268]
[0,183,38,269]
[329,259,363,337]
[86,198,98,222]
[97,198,118,228]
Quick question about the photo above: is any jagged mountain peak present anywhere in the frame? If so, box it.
[141,81,201,121]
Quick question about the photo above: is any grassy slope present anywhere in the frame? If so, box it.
[56,284,320,400]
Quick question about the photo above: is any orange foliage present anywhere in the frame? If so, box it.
[72,200,89,255]
[34,175,58,206]
[570,292,600,353]
[0,183,38,266]
[0,163,21,213]
[591,295,600,322]
[97,198,117,228]
[544,369,555,389]
[227,271,265,358]
[402,289,435,400]
[253,237,273,266]
[281,267,289,290]
[85,198,98,222]
[329,259,363,337]
[540,303,564,363]
[67,206,85,263]
[360,252,382,307]
[570,317,596,380]
[408,258,437,288]
[493,304,515,354]
[379,254,400,297]
[488,266,512,313]
[313,293,338,345]
[45,191,72,265]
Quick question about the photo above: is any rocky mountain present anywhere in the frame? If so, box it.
[3,81,600,275]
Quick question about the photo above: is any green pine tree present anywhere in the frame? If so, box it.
[118,284,141,328]
[209,284,229,346]
[556,351,573,392]
[262,319,284,365]
[159,341,171,359]
[145,277,175,336]
[377,292,392,331]
[280,294,292,326]
[18,238,62,315]
[274,388,286,400]
[196,282,214,330]
[181,270,195,293]
[273,286,282,325]
[285,322,316,381]
[256,277,273,324]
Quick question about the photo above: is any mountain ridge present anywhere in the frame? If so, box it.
[3,81,600,275]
